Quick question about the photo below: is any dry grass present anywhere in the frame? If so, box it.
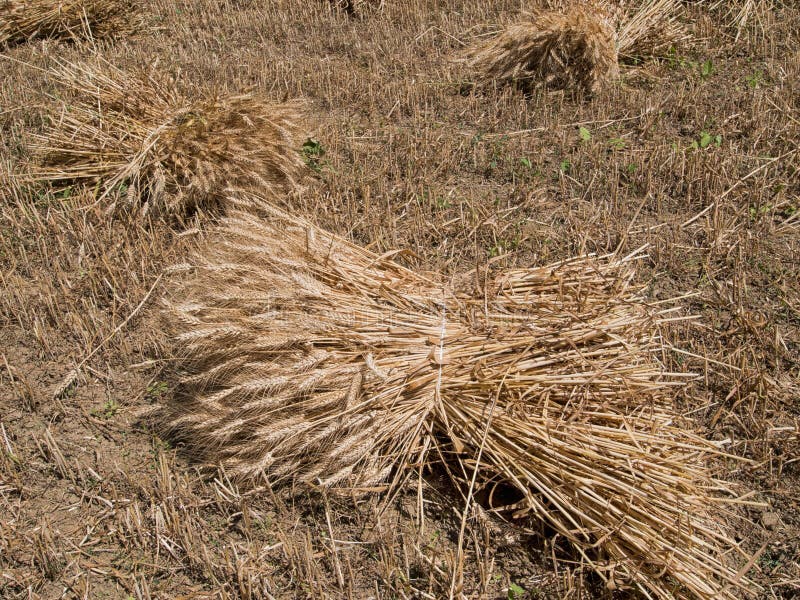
[467,4,619,94]
[0,180,412,600]
[25,58,311,220]
[0,0,135,46]
[165,198,755,599]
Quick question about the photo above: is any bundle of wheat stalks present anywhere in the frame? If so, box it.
[0,0,134,45]
[616,0,689,59]
[468,4,618,94]
[468,0,688,93]
[28,59,309,219]
[165,196,752,599]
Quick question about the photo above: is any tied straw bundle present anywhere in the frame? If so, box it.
[26,58,309,219]
[0,0,135,46]
[468,0,689,93]
[164,196,755,599]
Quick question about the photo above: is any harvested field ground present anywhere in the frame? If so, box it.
[1,1,798,598]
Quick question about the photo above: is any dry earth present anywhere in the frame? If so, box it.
[1,0,798,598]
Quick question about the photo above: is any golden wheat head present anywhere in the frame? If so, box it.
[163,194,754,600]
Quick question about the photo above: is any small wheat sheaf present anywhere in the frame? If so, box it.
[0,0,137,46]
[468,0,689,93]
[468,4,619,94]
[164,195,755,600]
[28,58,310,219]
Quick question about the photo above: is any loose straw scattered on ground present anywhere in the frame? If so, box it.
[164,195,754,599]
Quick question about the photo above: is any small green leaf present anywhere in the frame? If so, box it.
[508,582,526,599]
[608,137,625,150]
[578,126,591,142]
[699,131,713,148]
[519,157,532,169]
[301,138,326,172]
[146,381,169,401]
[301,138,325,158]
[746,70,764,89]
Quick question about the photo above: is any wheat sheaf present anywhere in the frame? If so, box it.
[28,59,309,219]
[468,0,689,93]
[468,4,619,94]
[0,0,136,46]
[164,196,754,599]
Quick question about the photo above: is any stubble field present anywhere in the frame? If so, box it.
[0,1,798,598]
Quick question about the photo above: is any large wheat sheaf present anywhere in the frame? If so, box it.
[165,197,753,599]
[468,0,688,93]
[29,59,309,219]
[0,0,136,46]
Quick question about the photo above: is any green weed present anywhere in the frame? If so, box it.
[508,582,526,599]
[91,399,119,419]
[301,137,326,172]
